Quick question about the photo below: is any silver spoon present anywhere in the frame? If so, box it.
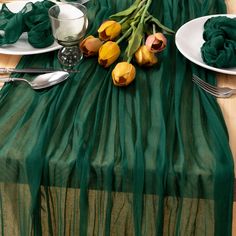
[0,71,69,90]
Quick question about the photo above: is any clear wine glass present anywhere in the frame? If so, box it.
[48,2,88,68]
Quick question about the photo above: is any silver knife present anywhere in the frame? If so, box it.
[0,68,80,74]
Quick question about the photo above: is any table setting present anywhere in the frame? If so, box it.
[0,0,236,235]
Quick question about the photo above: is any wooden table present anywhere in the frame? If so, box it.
[0,0,236,233]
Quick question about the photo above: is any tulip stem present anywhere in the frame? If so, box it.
[119,16,129,24]
[142,37,145,45]
[127,56,132,63]
[137,0,147,11]
[116,28,132,44]
[130,1,146,22]
[152,24,156,34]
[140,0,152,24]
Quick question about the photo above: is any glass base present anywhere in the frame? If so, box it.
[58,46,83,68]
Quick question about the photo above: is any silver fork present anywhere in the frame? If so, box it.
[192,74,236,98]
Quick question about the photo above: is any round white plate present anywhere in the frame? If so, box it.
[0,1,61,55]
[175,14,236,75]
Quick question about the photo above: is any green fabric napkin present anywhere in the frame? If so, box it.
[201,16,236,68]
[0,0,54,48]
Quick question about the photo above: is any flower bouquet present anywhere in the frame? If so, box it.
[80,0,174,86]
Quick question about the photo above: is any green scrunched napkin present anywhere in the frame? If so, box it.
[201,16,236,68]
[0,0,54,48]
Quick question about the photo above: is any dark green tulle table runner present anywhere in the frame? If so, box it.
[0,0,234,235]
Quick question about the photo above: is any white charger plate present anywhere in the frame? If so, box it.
[0,0,61,55]
[175,14,236,75]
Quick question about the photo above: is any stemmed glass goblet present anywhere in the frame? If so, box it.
[48,3,88,68]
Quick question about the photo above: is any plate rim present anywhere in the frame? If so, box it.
[175,14,236,75]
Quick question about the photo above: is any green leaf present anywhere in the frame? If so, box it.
[120,4,145,32]
[122,19,132,32]
[132,5,145,21]
[147,15,175,34]
[125,23,144,58]
[110,0,142,18]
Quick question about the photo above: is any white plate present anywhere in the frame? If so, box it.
[175,14,236,75]
[0,0,61,55]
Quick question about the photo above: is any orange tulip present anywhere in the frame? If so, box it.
[98,20,122,41]
[134,45,158,66]
[80,35,103,57]
[112,62,136,86]
[98,41,121,68]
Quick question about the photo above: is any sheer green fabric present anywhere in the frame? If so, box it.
[0,1,54,48]
[201,16,236,68]
[0,0,234,235]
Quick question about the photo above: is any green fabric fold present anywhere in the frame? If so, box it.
[201,16,236,68]
[0,0,54,48]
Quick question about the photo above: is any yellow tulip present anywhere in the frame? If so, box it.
[112,62,136,86]
[98,41,121,68]
[98,20,122,41]
[145,32,167,53]
[134,45,158,66]
[80,35,103,57]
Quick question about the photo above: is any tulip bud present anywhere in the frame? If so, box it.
[98,20,122,41]
[112,62,136,86]
[80,35,103,57]
[145,33,167,53]
[98,41,121,68]
[134,45,158,67]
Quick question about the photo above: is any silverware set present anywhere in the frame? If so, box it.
[1,69,235,94]
[192,74,236,98]
[0,71,70,90]
[0,67,81,89]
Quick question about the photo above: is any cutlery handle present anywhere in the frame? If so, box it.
[0,68,13,74]
[0,68,79,74]
[0,77,13,83]
[0,68,56,74]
